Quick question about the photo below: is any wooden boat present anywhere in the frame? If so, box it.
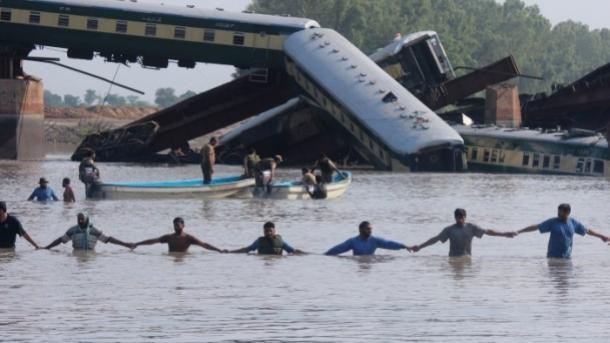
[95,176,255,200]
[252,172,352,200]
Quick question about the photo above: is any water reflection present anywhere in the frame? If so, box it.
[447,256,473,281]
[546,258,574,299]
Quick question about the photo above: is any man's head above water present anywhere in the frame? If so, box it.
[359,221,372,238]
[454,208,467,226]
[263,221,276,238]
[173,217,185,234]
[557,203,571,222]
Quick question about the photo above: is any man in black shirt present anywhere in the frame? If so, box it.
[0,201,40,249]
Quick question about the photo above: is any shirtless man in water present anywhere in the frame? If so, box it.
[133,217,225,253]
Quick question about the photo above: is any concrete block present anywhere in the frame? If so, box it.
[485,83,522,128]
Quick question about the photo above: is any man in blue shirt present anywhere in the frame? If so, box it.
[27,177,59,202]
[325,221,410,256]
[230,221,303,255]
[517,203,609,258]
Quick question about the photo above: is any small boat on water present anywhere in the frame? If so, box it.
[94,176,255,200]
[252,172,352,200]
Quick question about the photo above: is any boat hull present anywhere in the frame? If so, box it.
[96,176,255,200]
[252,172,352,200]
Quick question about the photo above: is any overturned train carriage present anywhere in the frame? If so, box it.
[281,28,464,171]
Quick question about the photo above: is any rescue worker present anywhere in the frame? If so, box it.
[243,147,261,178]
[27,177,59,202]
[311,154,342,183]
[78,149,100,198]
[325,221,410,256]
[254,155,283,191]
[230,221,304,255]
[62,177,76,203]
[44,213,133,251]
[0,201,40,249]
[200,137,218,184]
[132,217,225,253]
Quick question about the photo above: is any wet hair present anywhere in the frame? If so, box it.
[209,136,218,143]
[173,217,185,225]
[454,208,467,218]
[359,221,371,230]
[558,203,571,213]
[0,201,6,213]
[263,221,275,230]
[301,167,309,174]
[62,177,70,185]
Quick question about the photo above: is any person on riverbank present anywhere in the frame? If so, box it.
[243,147,261,178]
[62,178,75,202]
[311,154,342,184]
[515,203,609,258]
[44,213,133,251]
[254,155,283,190]
[133,217,225,253]
[200,137,218,185]
[409,208,517,257]
[0,201,40,249]
[230,221,304,255]
[27,177,59,202]
[325,221,410,256]
[78,149,101,198]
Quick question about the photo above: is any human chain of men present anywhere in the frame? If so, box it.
[1,202,609,258]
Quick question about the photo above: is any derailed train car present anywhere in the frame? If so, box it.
[280,28,465,171]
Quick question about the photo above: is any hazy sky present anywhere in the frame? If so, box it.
[23,0,610,103]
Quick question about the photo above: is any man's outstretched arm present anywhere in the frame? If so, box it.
[517,225,539,234]
[107,236,135,249]
[410,235,441,252]
[21,230,40,249]
[133,236,164,248]
[325,239,352,256]
[375,237,410,251]
[230,240,258,253]
[586,228,610,242]
[44,237,65,250]
[484,229,518,238]
[190,236,224,252]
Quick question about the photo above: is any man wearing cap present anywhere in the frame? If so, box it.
[44,213,133,251]
[27,177,59,202]
[325,221,410,256]
[230,221,304,255]
[409,208,517,257]
[311,154,342,184]
[0,201,40,249]
[200,137,218,185]
[254,155,283,190]
[133,217,225,253]
[516,203,610,258]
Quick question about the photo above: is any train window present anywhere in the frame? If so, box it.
[203,30,215,42]
[115,20,127,33]
[532,154,540,168]
[576,158,584,173]
[58,14,69,27]
[471,148,478,161]
[233,33,245,45]
[584,159,592,173]
[499,151,506,164]
[553,156,561,169]
[174,26,186,39]
[483,149,490,162]
[145,23,156,36]
[543,155,550,169]
[29,11,41,24]
[594,160,604,174]
[87,18,98,30]
[490,150,498,163]
[0,9,11,21]
[522,153,530,167]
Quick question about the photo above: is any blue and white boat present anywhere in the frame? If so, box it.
[252,172,352,200]
[96,176,255,200]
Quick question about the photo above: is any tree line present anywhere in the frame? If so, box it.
[44,88,197,108]
[249,0,610,94]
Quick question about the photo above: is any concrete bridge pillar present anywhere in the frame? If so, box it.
[485,83,522,128]
[0,77,45,160]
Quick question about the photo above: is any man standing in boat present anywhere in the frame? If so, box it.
[311,154,342,184]
[44,213,133,251]
[133,217,225,253]
[230,221,304,255]
[254,155,283,191]
[409,208,517,257]
[515,203,610,258]
[200,137,218,185]
[325,221,410,256]
[243,147,261,178]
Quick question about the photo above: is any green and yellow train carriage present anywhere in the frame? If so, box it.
[0,0,319,68]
